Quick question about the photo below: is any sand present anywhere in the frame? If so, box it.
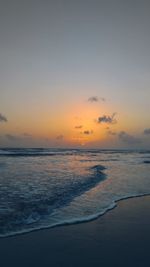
[0,195,150,267]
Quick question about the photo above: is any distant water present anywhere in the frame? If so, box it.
[0,148,150,237]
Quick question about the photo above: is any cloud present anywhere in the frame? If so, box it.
[83,130,93,135]
[143,128,150,135]
[5,134,20,141]
[118,131,141,144]
[88,96,99,102]
[107,130,117,136]
[23,133,32,138]
[0,113,7,122]
[75,125,83,129]
[88,96,105,102]
[56,134,64,140]
[99,97,106,102]
[97,113,117,124]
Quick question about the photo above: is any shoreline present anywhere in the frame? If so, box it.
[0,195,150,266]
[1,192,150,239]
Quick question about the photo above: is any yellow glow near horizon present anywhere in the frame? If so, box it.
[3,99,118,147]
[62,102,109,145]
[2,93,138,148]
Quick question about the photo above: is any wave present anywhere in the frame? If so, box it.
[0,164,107,237]
[0,149,150,238]
[0,148,77,157]
[1,192,150,238]
[0,148,149,157]
[79,159,118,162]
[90,165,106,171]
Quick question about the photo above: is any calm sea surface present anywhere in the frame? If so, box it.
[0,148,150,237]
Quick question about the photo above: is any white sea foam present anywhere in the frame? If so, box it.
[0,148,150,237]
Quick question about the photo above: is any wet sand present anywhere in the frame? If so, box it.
[0,195,150,267]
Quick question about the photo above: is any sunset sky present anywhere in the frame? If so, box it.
[0,0,150,148]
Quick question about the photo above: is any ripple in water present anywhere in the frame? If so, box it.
[0,148,150,237]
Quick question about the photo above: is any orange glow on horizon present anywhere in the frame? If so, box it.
[2,96,126,147]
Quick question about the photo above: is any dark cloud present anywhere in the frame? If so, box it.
[143,128,150,135]
[75,125,83,129]
[56,135,64,140]
[107,130,116,136]
[118,131,141,144]
[88,96,99,102]
[0,113,7,122]
[88,96,105,102]
[97,113,117,124]
[83,130,93,135]
[5,134,20,141]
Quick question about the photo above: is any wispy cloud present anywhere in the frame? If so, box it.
[100,97,106,102]
[97,113,117,124]
[107,130,117,136]
[88,96,105,102]
[83,130,93,135]
[118,131,141,144]
[5,134,20,141]
[88,96,99,102]
[75,125,83,129]
[56,134,64,140]
[0,113,7,122]
[22,133,32,138]
[143,128,150,135]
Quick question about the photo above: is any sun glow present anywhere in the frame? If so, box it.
[63,102,108,146]
[2,91,120,148]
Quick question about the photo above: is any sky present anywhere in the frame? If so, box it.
[0,0,150,148]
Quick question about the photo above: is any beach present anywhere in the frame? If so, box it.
[0,195,150,267]
[1,0,150,265]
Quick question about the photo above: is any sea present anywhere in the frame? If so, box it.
[0,148,150,237]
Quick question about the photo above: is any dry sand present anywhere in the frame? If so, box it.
[0,195,150,267]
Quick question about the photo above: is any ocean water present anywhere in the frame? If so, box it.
[0,148,150,237]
